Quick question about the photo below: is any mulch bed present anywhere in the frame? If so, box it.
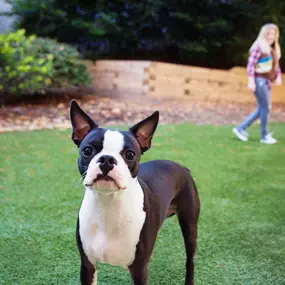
[1,94,285,132]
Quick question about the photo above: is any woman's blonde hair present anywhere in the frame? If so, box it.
[250,23,281,59]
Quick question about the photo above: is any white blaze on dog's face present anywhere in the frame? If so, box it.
[70,100,159,194]
[82,130,140,194]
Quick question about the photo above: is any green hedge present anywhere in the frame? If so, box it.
[0,29,53,94]
[0,29,91,96]
[31,38,91,88]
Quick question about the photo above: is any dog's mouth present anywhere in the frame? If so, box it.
[95,174,115,182]
[85,174,121,190]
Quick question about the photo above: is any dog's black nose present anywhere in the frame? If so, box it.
[98,155,117,175]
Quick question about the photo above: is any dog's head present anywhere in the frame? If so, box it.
[70,100,159,194]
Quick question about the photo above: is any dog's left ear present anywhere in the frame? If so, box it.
[129,111,159,153]
[70,100,98,146]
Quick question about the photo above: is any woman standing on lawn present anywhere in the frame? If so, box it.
[233,23,282,144]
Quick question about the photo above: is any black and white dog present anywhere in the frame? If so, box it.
[70,100,200,285]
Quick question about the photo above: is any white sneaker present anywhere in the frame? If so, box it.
[232,128,248,142]
[241,130,249,138]
[260,133,277,144]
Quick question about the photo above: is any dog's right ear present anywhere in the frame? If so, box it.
[129,111,159,153]
[70,100,98,146]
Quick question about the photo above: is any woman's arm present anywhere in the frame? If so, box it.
[247,47,262,92]
[275,67,282,85]
[247,46,262,77]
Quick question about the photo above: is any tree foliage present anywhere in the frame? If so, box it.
[4,0,285,69]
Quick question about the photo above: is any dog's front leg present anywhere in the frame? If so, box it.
[79,258,96,285]
[76,218,96,285]
[129,261,149,285]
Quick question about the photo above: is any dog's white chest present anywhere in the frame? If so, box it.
[79,182,146,268]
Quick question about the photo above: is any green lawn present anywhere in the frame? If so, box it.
[1,123,285,285]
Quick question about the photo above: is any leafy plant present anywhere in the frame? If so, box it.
[31,38,91,88]
[0,29,53,95]
[6,0,284,69]
[0,29,91,96]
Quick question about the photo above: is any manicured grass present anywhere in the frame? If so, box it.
[1,123,285,285]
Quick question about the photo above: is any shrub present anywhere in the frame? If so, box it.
[0,29,53,95]
[0,29,91,96]
[31,38,91,88]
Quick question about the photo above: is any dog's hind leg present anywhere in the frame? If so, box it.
[176,176,200,285]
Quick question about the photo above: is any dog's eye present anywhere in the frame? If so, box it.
[125,150,135,161]
[82,147,93,157]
